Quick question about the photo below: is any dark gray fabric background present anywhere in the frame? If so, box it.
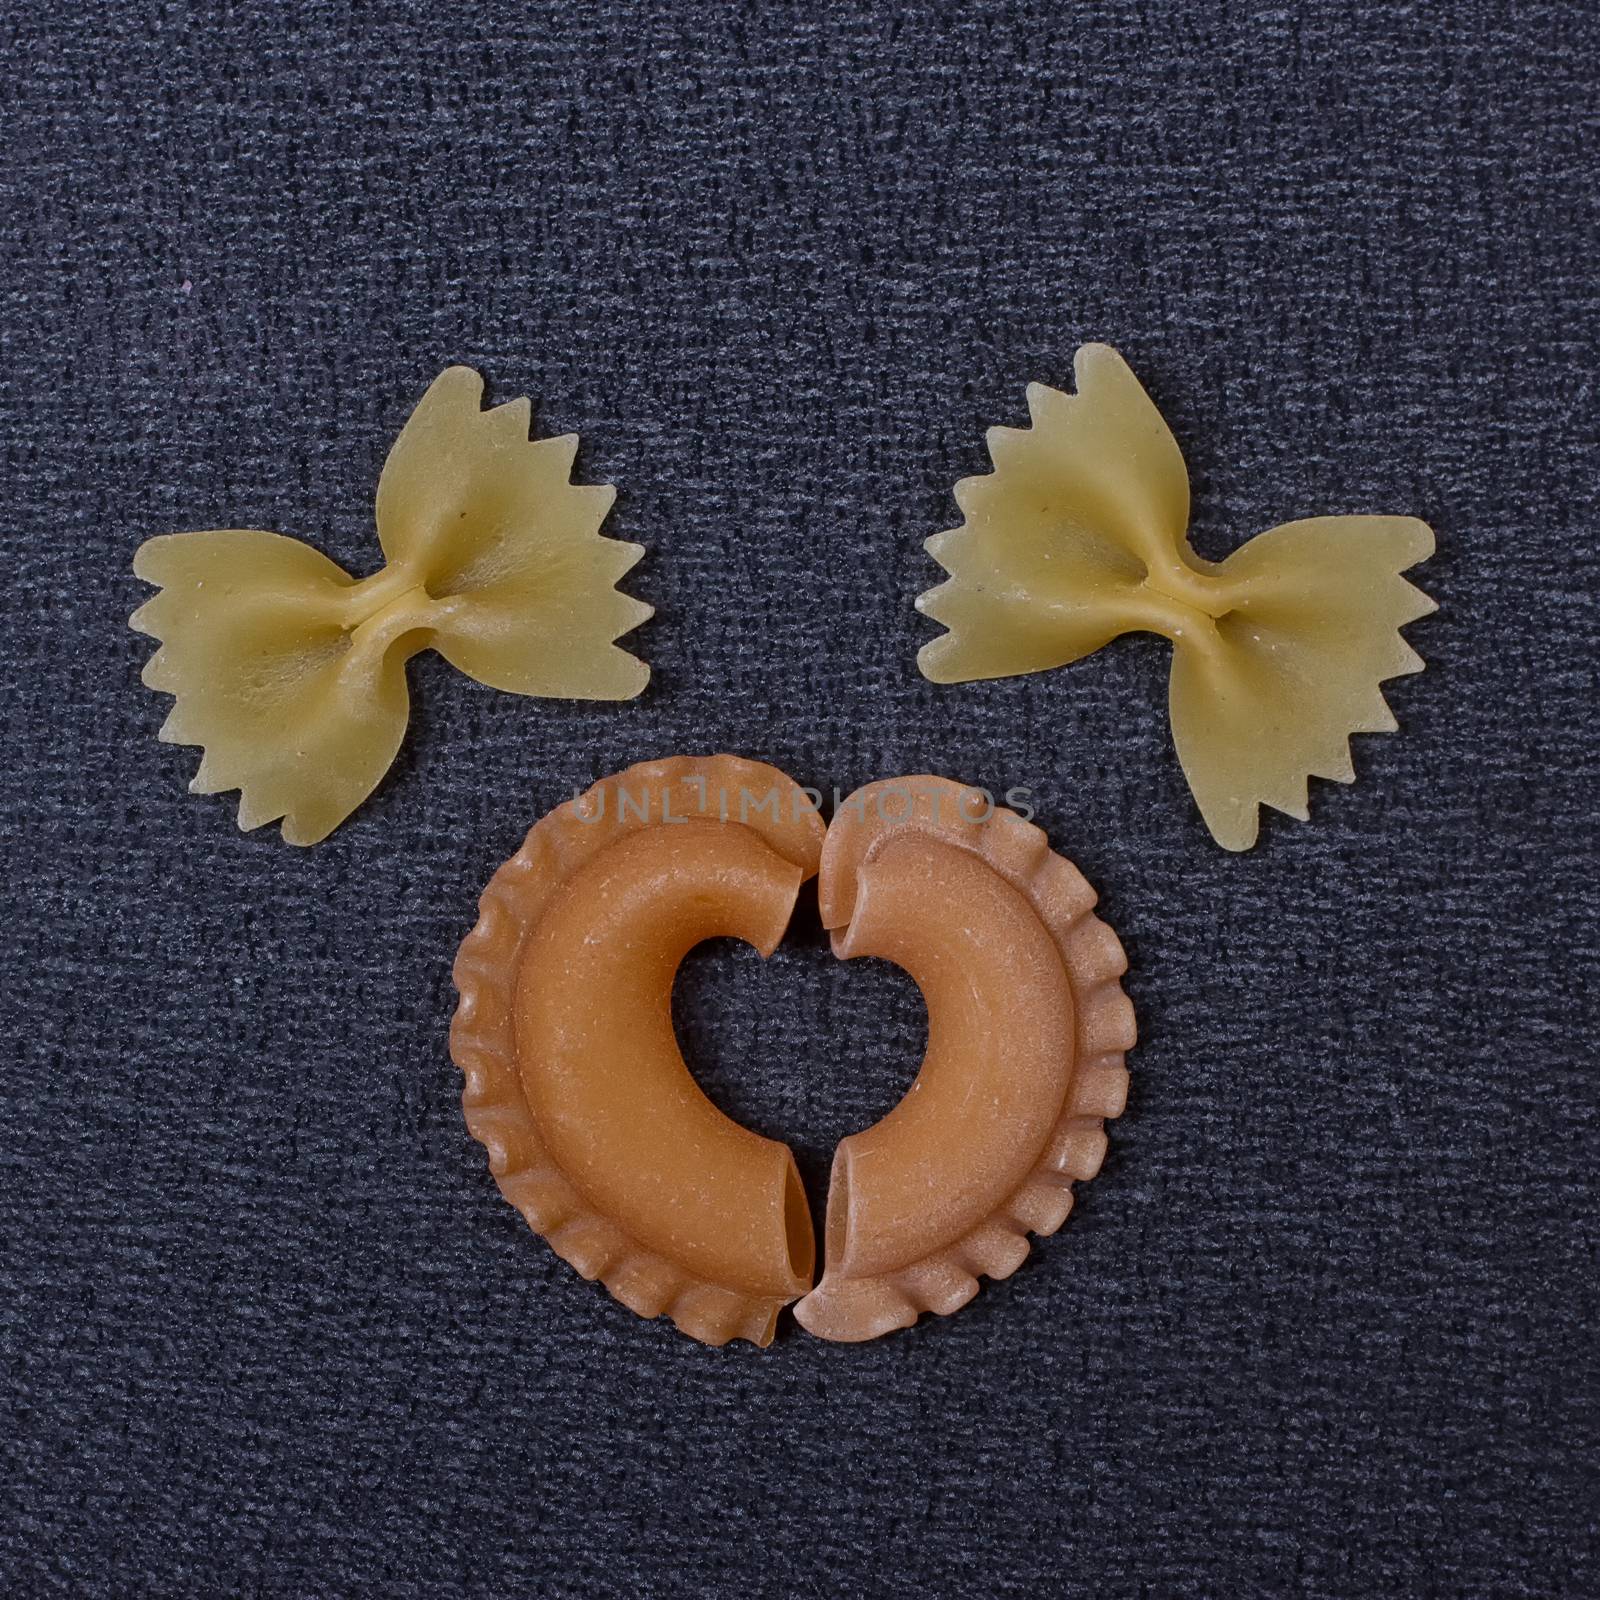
[2,2,1596,1595]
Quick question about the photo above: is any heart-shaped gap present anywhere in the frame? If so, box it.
[671,881,929,1225]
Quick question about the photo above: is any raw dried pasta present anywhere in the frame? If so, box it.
[916,344,1436,850]
[131,368,651,844]
[452,756,823,1348]
[795,777,1133,1342]
[452,762,1133,1347]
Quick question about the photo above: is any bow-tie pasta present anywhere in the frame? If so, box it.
[131,368,651,844]
[916,344,1436,850]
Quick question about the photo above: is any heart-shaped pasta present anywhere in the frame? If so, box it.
[131,369,652,844]
[916,344,1436,850]
[451,761,1133,1347]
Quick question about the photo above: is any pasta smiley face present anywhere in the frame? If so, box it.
[451,761,1133,1348]
[131,368,652,845]
[916,343,1437,851]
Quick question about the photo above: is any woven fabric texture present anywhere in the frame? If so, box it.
[2,2,1597,1595]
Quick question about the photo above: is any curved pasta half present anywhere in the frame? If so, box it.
[794,777,1134,1342]
[451,755,824,1347]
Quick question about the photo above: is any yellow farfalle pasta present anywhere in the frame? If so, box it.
[916,344,1436,850]
[131,368,652,844]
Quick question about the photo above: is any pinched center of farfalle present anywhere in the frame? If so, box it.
[131,367,653,845]
[915,343,1436,851]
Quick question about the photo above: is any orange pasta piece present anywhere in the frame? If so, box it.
[452,756,822,1347]
[795,777,1133,1342]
